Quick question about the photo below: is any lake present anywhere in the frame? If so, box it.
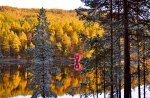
[0,63,97,98]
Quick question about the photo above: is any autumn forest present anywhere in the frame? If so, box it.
[0,6,103,58]
[0,1,150,98]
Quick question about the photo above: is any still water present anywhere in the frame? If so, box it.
[1,64,150,98]
[0,63,97,98]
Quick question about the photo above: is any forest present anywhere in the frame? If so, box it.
[0,6,103,58]
[0,0,150,98]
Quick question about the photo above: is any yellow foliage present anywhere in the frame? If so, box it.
[56,73,62,81]
[29,42,35,48]
[63,77,71,89]
[2,72,10,82]
[50,35,55,42]
[62,34,71,47]
[19,32,27,46]
[11,33,21,53]
[18,80,27,90]
[0,6,106,56]
[146,74,150,83]
[132,79,138,88]
[83,50,94,58]
[12,71,21,89]
[71,32,79,44]
[71,78,79,87]
[22,21,30,32]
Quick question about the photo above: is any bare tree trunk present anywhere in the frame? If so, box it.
[110,0,114,97]
[136,1,141,97]
[116,74,119,98]
[118,39,122,98]
[95,43,98,98]
[123,0,131,98]
[118,1,121,97]
[137,39,141,98]
[143,41,146,98]
[119,79,121,98]
[104,61,106,98]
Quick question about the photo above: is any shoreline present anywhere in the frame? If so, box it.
[0,58,74,65]
[0,58,31,64]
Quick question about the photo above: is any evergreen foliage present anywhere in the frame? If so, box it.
[77,0,150,98]
[28,8,57,98]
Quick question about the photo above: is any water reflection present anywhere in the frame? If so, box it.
[0,64,31,97]
[1,63,150,98]
[0,64,96,97]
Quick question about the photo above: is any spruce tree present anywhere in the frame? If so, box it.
[28,8,57,98]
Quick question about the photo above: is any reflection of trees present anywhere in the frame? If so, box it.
[0,64,31,97]
[0,62,150,97]
[0,65,80,97]
[0,64,109,97]
[65,66,102,98]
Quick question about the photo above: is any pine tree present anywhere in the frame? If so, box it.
[77,0,149,98]
[77,1,115,97]
[28,8,57,98]
[79,34,112,98]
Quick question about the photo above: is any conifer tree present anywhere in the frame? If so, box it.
[28,8,57,98]
[77,0,149,98]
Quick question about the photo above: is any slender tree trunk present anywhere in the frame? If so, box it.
[110,0,114,97]
[137,39,141,98]
[116,75,119,98]
[119,79,121,98]
[117,1,121,98]
[123,0,131,98]
[95,43,98,98]
[104,61,106,98]
[136,1,141,97]
[118,39,121,98]
[118,34,121,98]
[143,41,146,98]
